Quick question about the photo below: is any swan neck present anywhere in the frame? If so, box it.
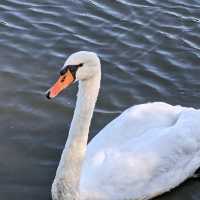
[68,74,100,144]
[52,73,100,200]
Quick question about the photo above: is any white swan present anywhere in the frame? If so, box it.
[46,51,200,200]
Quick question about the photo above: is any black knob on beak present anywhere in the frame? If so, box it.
[60,67,68,76]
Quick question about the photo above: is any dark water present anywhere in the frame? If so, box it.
[0,0,200,199]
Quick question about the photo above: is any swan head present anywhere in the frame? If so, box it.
[46,51,101,99]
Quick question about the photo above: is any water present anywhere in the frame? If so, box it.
[0,0,200,199]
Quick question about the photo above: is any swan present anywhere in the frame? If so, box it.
[46,51,200,200]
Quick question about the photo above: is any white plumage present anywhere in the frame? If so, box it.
[81,102,200,200]
[48,51,200,200]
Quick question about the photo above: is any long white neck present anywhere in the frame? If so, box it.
[52,72,101,200]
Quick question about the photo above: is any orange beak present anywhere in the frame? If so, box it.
[46,70,75,99]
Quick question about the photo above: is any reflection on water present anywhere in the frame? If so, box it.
[0,0,200,199]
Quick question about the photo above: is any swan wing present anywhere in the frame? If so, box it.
[86,102,184,155]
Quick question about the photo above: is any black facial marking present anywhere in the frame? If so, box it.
[77,63,83,67]
[60,67,68,76]
[60,63,83,78]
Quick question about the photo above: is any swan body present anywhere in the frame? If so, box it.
[80,102,200,200]
[46,51,200,200]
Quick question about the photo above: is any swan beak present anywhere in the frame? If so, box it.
[46,70,74,99]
